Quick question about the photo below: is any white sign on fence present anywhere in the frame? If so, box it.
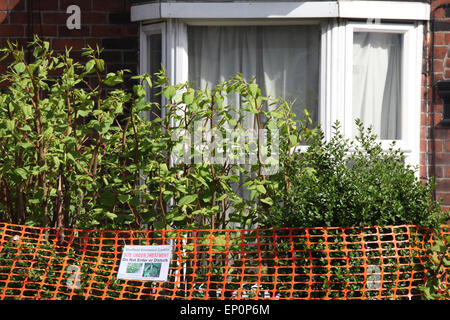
[117,245,172,281]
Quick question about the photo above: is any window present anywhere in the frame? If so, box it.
[344,23,423,167]
[140,23,165,120]
[137,2,426,169]
[187,25,321,126]
[147,33,163,118]
[352,32,402,140]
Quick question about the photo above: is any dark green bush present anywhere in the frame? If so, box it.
[262,120,448,229]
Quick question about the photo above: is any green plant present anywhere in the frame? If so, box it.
[0,37,301,231]
[256,120,448,300]
[1,37,447,301]
[418,228,450,300]
[262,119,448,229]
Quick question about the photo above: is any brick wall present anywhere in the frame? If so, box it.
[0,0,138,87]
[423,0,450,211]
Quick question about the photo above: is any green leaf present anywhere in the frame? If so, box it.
[163,86,176,101]
[6,119,15,132]
[160,163,169,174]
[77,109,90,117]
[49,188,57,197]
[95,118,113,135]
[14,62,26,73]
[442,257,450,267]
[183,91,195,105]
[144,75,152,88]
[256,185,266,194]
[33,47,42,58]
[213,237,227,246]
[53,156,60,169]
[105,212,117,220]
[22,104,33,119]
[178,194,198,206]
[248,83,258,98]
[20,124,32,132]
[289,134,298,145]
[96,59,105,72]
[104,73,123,86]
[85,59,95,74]
[133,85,146,97]
[228,119,237,127]
[214,91,224,106]
[266,119,277,130]
[171,215,186,222]
[431,241,446,254]
[260,197,273,206]
[17,141,33,149]
[216,194,228,202]
[118,194,130,204]
[14,168,28,180]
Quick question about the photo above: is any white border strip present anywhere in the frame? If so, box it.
[339,1,430,21]
[131,1,430,22]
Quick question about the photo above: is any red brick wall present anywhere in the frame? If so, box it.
[423,0,450,211]
[0,0,138,86]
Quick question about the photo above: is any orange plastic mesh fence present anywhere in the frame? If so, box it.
[0,223,448,300]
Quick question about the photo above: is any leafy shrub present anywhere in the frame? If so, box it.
[262,120,448,229]
[0,37,447,302]
[0,37,445,231]
[0,37,293,230]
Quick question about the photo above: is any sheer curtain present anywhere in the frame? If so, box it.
[352,32,402,140]
[187,25,320,128]
[187,25,320,213]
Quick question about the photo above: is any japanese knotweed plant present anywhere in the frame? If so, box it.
[0,37,309,231]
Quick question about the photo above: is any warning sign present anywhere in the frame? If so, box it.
[117,245,172,281]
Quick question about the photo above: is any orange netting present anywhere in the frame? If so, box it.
[0,223,448,300]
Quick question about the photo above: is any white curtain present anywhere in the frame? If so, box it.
[187,25,320,128]
[352,32,402,140]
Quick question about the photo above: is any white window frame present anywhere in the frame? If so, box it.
[168,19,327,155]
[140,22,167,117]
[140,22,166,79]
[135,2,427,170]
[343,22,423,168]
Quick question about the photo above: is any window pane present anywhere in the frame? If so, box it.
[352,32,402,140]
[188,25,320,126]
[148,33,162,120]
